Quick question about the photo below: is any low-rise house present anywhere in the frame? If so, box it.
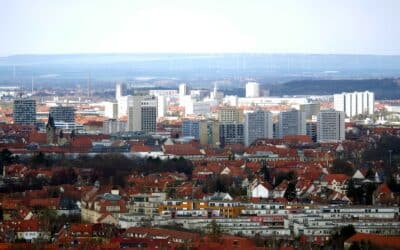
[322,174,349,194]
[373,183,395,205]
[128,193,166,217]
[273,180,289,198]
[14,219,50,242]
[248,179,272,199]
[204,192,233,201]
[81,185,128,224]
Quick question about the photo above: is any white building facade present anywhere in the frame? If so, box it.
[317,110,345,143]
[333,91,374,118]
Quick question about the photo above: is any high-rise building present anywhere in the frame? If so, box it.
[127,96,158,133]
[204,120,220,147]
[218,107,244,123]
[182,119,220,147]
[179,83,189,97]
[49,106,75,123]
[300,103,321,121]
[278,109,306,138]
[118,96,129,118]
[156,95,167,118]
[219,123,244,145]
[141,97,157,133]
[182,119,201,139]
[333,91,374,118]
[244,110,273,146]
[104,102,118,119]
[306,121,317,142]
[317,110,345,143]
[127,95,146,131]
[245,82,260,98]
[115,82,126,101]
[13,99,36,124]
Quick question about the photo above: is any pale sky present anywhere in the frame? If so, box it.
[1,0,399,56]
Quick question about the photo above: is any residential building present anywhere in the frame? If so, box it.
[218,107,244,123]
[244,110,273,146]
[115,82,126,101]
[179,83,189,97]
[13,99,36,124]
[103,119,127,134]
[186,101,211,116]
[182,119,201,139]
[300,103,321,120]
[278,109,306,138]
[333,91,374,118]
[141,97,157,133]
[317,110,345,142]
[49,106,75,123]
[245,82,260,98]
[156,95,166,118]
[306,121,317,142]
[104,101,118,119]
[219,123,244,145]
[203,120,220,147]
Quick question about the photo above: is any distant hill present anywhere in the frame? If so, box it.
[269,78,400,99]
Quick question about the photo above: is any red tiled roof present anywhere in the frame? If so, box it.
[323,174,349,184]
[164,144,202,156]
[345,233,400,249]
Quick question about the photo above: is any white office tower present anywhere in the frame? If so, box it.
[156,95,167,118]
[317,110,345,142]
[278,109,306,138]
[118,96,129,118]
[244,110,273,146]
[333,91,374,118]
[245,82,261,98]
[115,82,126,101]
[104,102,118,119]
[128,96,157,132]
[179,83,189,97]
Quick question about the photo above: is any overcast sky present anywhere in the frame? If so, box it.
[1,0,399,56]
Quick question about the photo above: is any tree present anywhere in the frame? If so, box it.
[331,159,354,176]
[347,179,359,203]
[0,149,18,165]
[365,168,375,180]
[260,161,270,182]
[349,242,361,250]
[284,182,297,201]
[340,225,356,241]
[37,207,58,234]
[30,152,49,167]
[275,171,296,187]
[207,219,222,241]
